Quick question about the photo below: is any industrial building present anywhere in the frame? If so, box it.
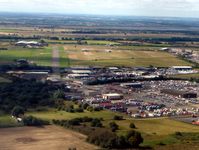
[103,93,123,100]
[15,41,47,47]
[120,82,143,88]
[170,66,194,74]
[161,89,197,99]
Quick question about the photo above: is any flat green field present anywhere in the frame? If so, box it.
[84,40,120,45]
[0,47,52,66]
[65,45,192,67]
[26,109,199,147]
[170,73,199,79]
[58,46,70,67]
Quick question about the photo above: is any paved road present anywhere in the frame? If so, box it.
[52,46,60,75]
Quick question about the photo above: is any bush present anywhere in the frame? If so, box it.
[11,106,25,117]
[74,108,84,113]
[94,107,103,111]
[81,116,93,122]
[65,104,74,113]
[23,116,49,126]
[87,106,94,112]
[109,122,119,132]
[129,123,136,129]
[68,118,81,126]
[87,128,118,149]
[91,118,103,127]
[82,103,89,109]
[113,115,123,120]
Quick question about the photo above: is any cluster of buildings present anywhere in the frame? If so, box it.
[15,41,47,48]
[4,61,199,123]
[161,47,199,64]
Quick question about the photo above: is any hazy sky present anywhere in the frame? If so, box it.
[0,0,199,17]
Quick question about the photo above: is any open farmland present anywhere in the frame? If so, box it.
[65,45,192,67]
[0,126,98,150]
[0,47,52,66]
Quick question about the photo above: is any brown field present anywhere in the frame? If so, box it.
[0,126,98,150]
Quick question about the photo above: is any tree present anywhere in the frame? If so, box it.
[129,123,136,129]
[87,128,118,149]
[113,115,123,120]
[109,122,119,132]
[23,116,49,126]
[126,130,143,148]
[82,103,89,109]
[53,89,65,99]
[87,106,94,112]
[11,106,24,117]
[91,118,102,127]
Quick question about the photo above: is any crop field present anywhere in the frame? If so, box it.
[0,126,98,150]
[26,109,199,148]
[0,47,53,66]
[64,45,192,67]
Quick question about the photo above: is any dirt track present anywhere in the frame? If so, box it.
[0,126,98,150]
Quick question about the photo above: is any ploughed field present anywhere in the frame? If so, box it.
[0,126,98,150]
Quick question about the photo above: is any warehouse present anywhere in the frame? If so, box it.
[170,66,194,74]
[161,89,197,99]
[103,93,123,100]
[120,82,143,88]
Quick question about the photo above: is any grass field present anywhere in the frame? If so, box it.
[0,108,198,148]
[84,40,120,45]
[170,73,199,79]
[58,46,70,67]
[26,109,199,148]
[0,47,53,66]
[0,115,22,128]
[64,45,192,67]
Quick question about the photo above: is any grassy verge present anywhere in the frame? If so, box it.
[0,115,22,128]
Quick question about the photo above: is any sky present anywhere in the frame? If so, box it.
[0,0,199,17]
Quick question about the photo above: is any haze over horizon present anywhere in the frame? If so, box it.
[0,0,199,18]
